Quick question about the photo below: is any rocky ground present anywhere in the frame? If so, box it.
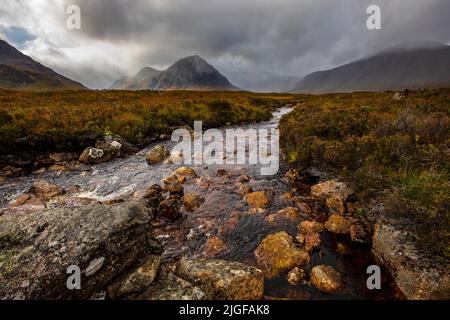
[1,119,448,300]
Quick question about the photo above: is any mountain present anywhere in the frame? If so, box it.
[292,42,450,93]
[0,39,86,91]
[110,55,239,91]
[110,67,163,90]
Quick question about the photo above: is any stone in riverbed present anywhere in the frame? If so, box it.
[311,180,353,215]
[146,145,171,165]
[138,273,206,300]
[79,147,107,164]
[0,201,159,299]
[287,267,305,285]
[325,214,352,235]
[305,233,322,252]
[183,193,205,212]
[245,191,270,209]
[28,180,65,201]
[266,207,300,225]
[298,220,325,235]
[164,181,184,195]
[176,258,264,300]
[107,255,161,298]
[310,265,344,293]
[172,167,198,179]
[158,196,183,221]
[204,236,228,257]
[254,231,310,279]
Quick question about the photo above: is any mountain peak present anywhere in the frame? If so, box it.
[111,55,238,91]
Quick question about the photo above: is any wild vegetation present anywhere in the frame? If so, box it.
[0,90,293,156]
[280,89,450,262]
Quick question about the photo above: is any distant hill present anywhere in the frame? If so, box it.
[291,42,450,93]
[0,39,86,91]
[110,55,239,91]
[242,75,301,93]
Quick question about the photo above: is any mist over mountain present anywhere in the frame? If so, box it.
[291,42,450,93]
[111,55,238,91]
[0,39,86,91]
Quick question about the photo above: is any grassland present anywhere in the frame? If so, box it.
[279,88,450,262]
[0,89,294,156]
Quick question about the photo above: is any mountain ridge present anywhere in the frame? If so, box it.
[0,39,87,91]
[291,42,450,93]
[110,55,239,91]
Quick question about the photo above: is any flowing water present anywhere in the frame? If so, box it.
[0,108,397,300]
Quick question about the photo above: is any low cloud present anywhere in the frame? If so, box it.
[1,0,449,89]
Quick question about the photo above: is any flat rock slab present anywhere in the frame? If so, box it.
[0,201,158,300]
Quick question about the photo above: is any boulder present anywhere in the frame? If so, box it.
[311,180,353,215]
[138,273,206,300]
[146,145,171,165]
[96,135,138,156]
[372,220,450,300]
[79,147,107,165]
[107,255,161,298]
[0,201,159,299]
[245,191,270,209]
[325,214,352,235]
[176,258,264,300]
[254,231,310,279]
[28,180,65,201]
[183,193,205,212]
[311,265,344,293]
[164,181,184,196]
[350,222,371,244]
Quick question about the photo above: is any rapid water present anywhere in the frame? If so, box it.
[0,108,397,300]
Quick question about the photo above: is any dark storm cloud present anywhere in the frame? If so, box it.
[2,0,449,89]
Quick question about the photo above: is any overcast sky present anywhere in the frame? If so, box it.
[1,0,449,89]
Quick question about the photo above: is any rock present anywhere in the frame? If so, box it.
[204,236,228,257]
[239,175,251,183]
[294,201,312,215]
[11,194,45,209]
[183,193,205,212]
[48,164,70,172]
[326,195,346,215]
[311,180,353,214]
[49,153,76,163]
[158,196,183,221]
[146,145,171,165]
[196,177,212,189]
[245,191,270,209]
[164,181,184,195]
[336,242,354,256]
[28,180,65,201]
[254,231,310,279]
[165,152,184,165]
[325,214,351,235]
[372,220,450,300]
[237,184,253,197]
[305,233,322,252]
[287,267,305,285]
[0,201,159,299]
[218,211,241,235]
[311,265,344,293]
[298,220,325,235]
[350,222,371,244]
[176,258,264,300]
[79,147,107,165]
[96,135,138,156]
[266,207,301,225]
[311,180,353,201]
[107,255,161,298]
[172,167,198,179]
[138,273,206,300]
[217,169,228,176]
